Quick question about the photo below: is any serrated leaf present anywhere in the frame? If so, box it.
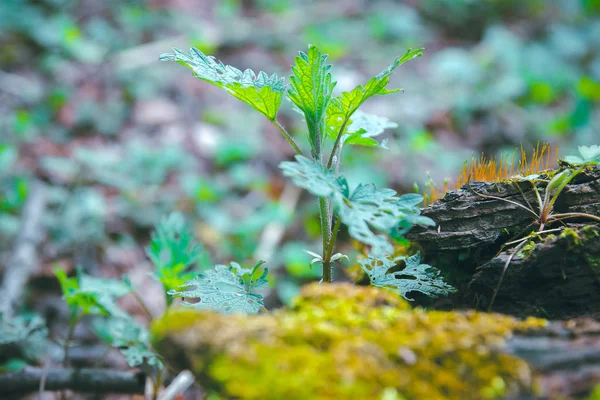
[167,261,268,314]
[279,155,345,199]
[55,267,130,319]
[279,158,433,255]
[160,48,285,120]
[0,314,48,361]
[343,111,397,148]
[288,45,336,155]
[360,252,455,301]
[147,212,208,292]
[94,317,162,368]
[326,48,423,140]
[339,185,432,257]
[564,145,600,165]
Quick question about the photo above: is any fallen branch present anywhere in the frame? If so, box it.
[0,366,145,396]
[0,180,47,318]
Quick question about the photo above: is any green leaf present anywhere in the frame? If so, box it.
[288,45,336,155]
[167,261,268,314]
[360,252,456,301]
[0,314,48,361]
[340,185,434,256]
[147,212,208,292]
[279,155,346,199]
[160,48,285,120]
[326,48,423,140]
[546,169,572,194]
[563,145,600,165]
[54,267,130,318]
[94,317,162,368]
[279,156,434,256]
[343,111,398,148]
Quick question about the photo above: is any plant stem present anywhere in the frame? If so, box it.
[131,290,153,320]
[272,120,303,156]
[324,216,342,260]
[327,119,349,169]
[319,197,332,282]
[152,367,163,400]
[63,312,81,368]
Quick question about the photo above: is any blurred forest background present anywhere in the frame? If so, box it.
[1,0,599,318]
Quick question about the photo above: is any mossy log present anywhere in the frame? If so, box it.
[152,284,600,399]
[407,164,600,318]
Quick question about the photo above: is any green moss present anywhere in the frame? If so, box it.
[152,284,546,400]
[586,254,600,283]
[559,227,581,246]
[583,225,600,237]
[518,240,537,258]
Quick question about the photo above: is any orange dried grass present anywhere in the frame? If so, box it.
[423,142,558,206]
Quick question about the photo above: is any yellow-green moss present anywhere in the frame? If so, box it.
[152,283,547,400]
[518,239,537,258]
[560,227,581,246]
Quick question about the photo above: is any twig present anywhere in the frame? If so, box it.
[488,239,529,312]
[157,370,194,400]
[0,180,47,318]
[0,366,145,396]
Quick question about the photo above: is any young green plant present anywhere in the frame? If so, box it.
[160,45,454,308]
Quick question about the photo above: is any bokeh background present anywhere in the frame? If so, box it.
[1,0,599,309]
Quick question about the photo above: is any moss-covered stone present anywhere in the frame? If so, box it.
[152,283,546,400]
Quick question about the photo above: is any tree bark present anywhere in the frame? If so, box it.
[407,164,600,318]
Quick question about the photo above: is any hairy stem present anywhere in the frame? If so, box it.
[324,216,342,261]
[272,120,303,156]
[319,197,332,282]
[327,119,350,169]
[63,313,81,368]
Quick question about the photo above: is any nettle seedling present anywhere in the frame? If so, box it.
[160,45,455,312]
[468,145,600,310]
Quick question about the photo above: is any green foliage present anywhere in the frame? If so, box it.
[288,45,336,156]
[0,313,48,361]
[280,156,435,256]
[340,186,435,256]
[54,267,131,319]
[360,252,456,300]
[94,317,162,368]
[160,48,285,121]
[167,261,268,314]
[342,111,397,148]
[563,145,600,165]
[279,155,347,199]
[162,43,450,297]
[325,48,423,143]
[146,212,209,293]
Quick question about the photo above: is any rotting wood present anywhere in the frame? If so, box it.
[407,165,600,318]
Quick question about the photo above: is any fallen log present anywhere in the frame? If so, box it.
[407,164,600,318]
[0,367,145,398]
